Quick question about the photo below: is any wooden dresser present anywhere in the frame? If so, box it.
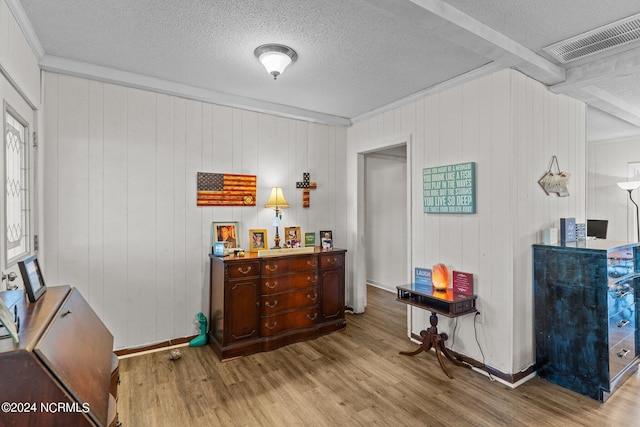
[209,248,346,360]
[533,241,639,401]
[0,286,118,426]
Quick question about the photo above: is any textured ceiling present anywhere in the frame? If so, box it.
[11,0,640,140]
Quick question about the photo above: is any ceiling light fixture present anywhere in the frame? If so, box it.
[254,44,298,80]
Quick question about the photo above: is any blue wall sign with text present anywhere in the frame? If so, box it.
[423,162,476,214]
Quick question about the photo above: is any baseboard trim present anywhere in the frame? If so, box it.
[115,335,198,358]
[409,332,536,386]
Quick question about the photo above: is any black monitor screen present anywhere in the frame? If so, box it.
[587,219,608,239]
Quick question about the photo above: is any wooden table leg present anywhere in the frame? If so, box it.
[399,312,469,379]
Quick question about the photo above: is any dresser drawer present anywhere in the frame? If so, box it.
[261,273,319,294]
[227,261,260,279]
[261,259,290,276]
[320,253,344,269]
[608,305,636,347]
[261,289,319,315]
[260,306,318,336]
[607,284,634,317]
[290,256,319,271]
[609,332,636,380]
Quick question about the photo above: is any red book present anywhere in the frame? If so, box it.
[453,271,474,296]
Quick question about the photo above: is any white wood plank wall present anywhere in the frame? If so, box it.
[348,69,586,375]
[42,72,347,349]
[0,0,40,105]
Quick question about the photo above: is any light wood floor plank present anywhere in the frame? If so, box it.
[118,286,640,426]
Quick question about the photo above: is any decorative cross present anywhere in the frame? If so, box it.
[296,172,317,208]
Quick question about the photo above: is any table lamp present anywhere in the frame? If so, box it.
[265,187,290,248]
[617,181,640,242]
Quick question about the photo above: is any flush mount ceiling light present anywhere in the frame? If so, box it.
[254,44,298,80]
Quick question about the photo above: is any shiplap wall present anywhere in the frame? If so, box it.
[0,0,39,105]
[42,72,347,349]
[348,69,586,375]
[587,135,640,242]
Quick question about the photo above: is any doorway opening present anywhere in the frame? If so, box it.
[353,135,412,312]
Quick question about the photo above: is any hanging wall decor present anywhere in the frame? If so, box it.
[197,172,257,206]
[538,156,570,197]
[296,172,317,208]
[423,162,476,214]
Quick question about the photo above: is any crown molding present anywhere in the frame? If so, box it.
[39,55,351,127]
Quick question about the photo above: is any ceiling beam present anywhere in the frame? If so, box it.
[550,47,640,93]
[364,0,565,84]
[551,48,640,128]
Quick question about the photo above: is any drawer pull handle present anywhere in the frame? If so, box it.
[265,265,278,272]
[307,260,317,267]
[265,281,278,289]
[617,349,630,358]
[617,319,630,328]
[237,266,252,275]
[327,257,337,264]
[264,321,278,330]
[307,293,318,301]
[62,309,73,317]
[307,275,318,283]
[307,313,317,321]
[265,300,278,308]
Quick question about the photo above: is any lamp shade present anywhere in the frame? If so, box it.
[258,51,291,76]
[617,181,640,191]
[254,44,298,80]
[265,187,290,209]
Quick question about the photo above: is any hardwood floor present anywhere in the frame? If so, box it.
[118,286,639,426]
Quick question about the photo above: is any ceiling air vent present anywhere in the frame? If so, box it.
[543,13,640,63]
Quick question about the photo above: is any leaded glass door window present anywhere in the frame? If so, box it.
[4,104,30,265]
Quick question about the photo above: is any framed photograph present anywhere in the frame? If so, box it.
[212,222,239,249]
[18,255,47,303]
[285,226,301,248]
[320,230,333,250]
[249,229,268,253]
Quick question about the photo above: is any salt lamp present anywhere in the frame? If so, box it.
[432,263,450,291]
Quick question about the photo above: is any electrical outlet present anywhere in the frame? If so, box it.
[475,311,483,323]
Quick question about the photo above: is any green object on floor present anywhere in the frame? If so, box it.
[189,312,207,347]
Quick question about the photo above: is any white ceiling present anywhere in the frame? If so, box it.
[10,0,640,141]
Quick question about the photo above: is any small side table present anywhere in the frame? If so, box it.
[396,283,477,378]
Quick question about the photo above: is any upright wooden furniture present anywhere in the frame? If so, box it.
[209,248,346,360]
[533,241,639,401]
[0,286,117,426]
[396,283,476,378]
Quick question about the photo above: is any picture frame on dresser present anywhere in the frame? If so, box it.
[212,222,239,249]
[320,230,333,250]
[18,255,47,302]
[284,226,301,248]
[249,229,268,253]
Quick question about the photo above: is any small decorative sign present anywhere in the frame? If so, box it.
[560,217,576,244]
[538,156,570,197]
[423,162,476,214]
[453,271,474,296]
[304,232,316,247]
[415,268,432,285]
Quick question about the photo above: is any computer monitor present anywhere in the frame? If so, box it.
[587,219,608,239]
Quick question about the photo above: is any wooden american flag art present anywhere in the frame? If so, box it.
[197,172,257,206]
